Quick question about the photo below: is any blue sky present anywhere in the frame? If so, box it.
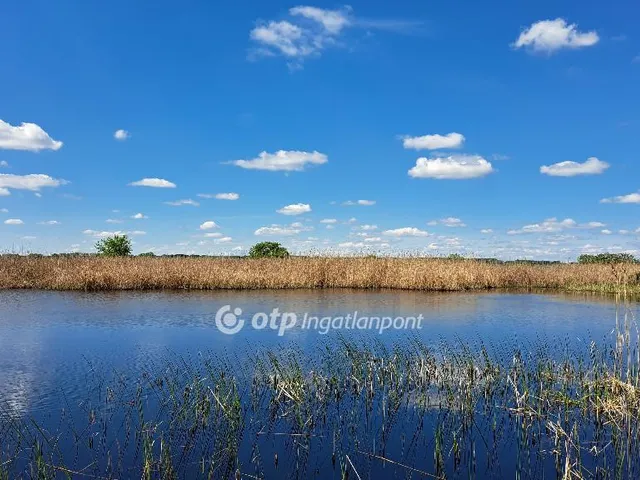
[1,0,639,259]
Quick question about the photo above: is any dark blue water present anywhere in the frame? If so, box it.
[0,289,634,418]
[0,290,638,479]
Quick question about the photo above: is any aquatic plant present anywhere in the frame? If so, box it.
[1,306,639,478]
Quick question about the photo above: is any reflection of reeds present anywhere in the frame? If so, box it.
[2,315,640,478]
[1,256,639,292]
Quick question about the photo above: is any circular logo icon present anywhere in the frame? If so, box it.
[215,305,245,335]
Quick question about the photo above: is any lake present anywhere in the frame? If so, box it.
[0,289,638,478]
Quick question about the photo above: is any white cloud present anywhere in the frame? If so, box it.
[601,229,612,235]
[0,161,8,167]
[358,224,378,231]
[255,222,311,236]
[429,217,466,227]
[402,132,465,150]
[204,232,223,238]
[540,157,609,176]
[216,193,239,200]
[165,199,199,207]
[600,192,640,204]
[480,229,493,234]
[320,218,337,224]
[0,120,63,151]
[4,218,23,225]
[0,208,7,213]
[215,236,233,244]
[0,188,9,196]
[38,220,60,225]
[513,19,599,53]
[343,199,376,206]
[289,6,351,34]
[250,6,351,65]
[129,178,176,188]
[106,219,123,224]
[114,129,131,141]
[382,227,430,237]
[363,237,384,243]
[131,213,147,219]
[197,192,240,200]
[0,173,67,194]
[83,229,145,238]
[277,203,311,215]
[21,236,36,240]
[508,218,604,234]
[229,150,327,171]
[199,221,218,230]
[408,155,494,179]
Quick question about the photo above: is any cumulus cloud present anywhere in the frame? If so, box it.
[408,155,494,179]
[508,218,605,234]
[215,236,233,244]
[0,188,9,196]
[129,178,176,188]
[83,229,145,238]
[480,229,493,234]
[249,6,420,68]
[249,6,352,66]
[540,157,609,176]
[4,218,23,225]
[199,221,218,230]
[402,132,465,150]
[601,229,612,235]
[216,193,239,200]
[429,217,466,227]
[165,199,199,207]
[320,218,337,224]
[255,221,311,236]
[38,220,60,225]
[343,199,376,206]
[600,192,640,204]
[358,224,378,231]
[203,232,223,238]
[382,227,430,237]
[197,193,240,200]
[131,213,147,219]
[513,18,599,53]
[0,173,67,194]
[277,203,311,215]
[0,161,8,167]
[229,150,327,171]
[0,208,7,213]
[114,129,131,141]
[0,120,63,151]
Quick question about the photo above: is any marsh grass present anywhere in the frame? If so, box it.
[1,256,640,293]
[1,304,640,479]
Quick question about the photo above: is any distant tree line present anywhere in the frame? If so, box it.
[577,253,638,264]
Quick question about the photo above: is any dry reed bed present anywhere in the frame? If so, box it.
[1,256,639,292]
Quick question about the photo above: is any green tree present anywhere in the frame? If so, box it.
[577,253,637,264]
[95,234,132,257]
[248,241,290,258]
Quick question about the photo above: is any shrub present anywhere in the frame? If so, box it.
[138,252,156,257]
[248,242,290,259]
[577,253,637,264]
[95,234,132,257]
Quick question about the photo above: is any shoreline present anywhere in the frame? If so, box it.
[1,256,639,293]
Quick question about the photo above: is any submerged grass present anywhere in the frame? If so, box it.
[1,256,639,292]
[1,305,640,478]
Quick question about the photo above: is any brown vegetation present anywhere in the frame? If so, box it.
[1,255,639,292]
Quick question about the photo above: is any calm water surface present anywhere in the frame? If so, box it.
[0,289,635,417]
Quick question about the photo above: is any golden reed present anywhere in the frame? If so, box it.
[1,256,639,292]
